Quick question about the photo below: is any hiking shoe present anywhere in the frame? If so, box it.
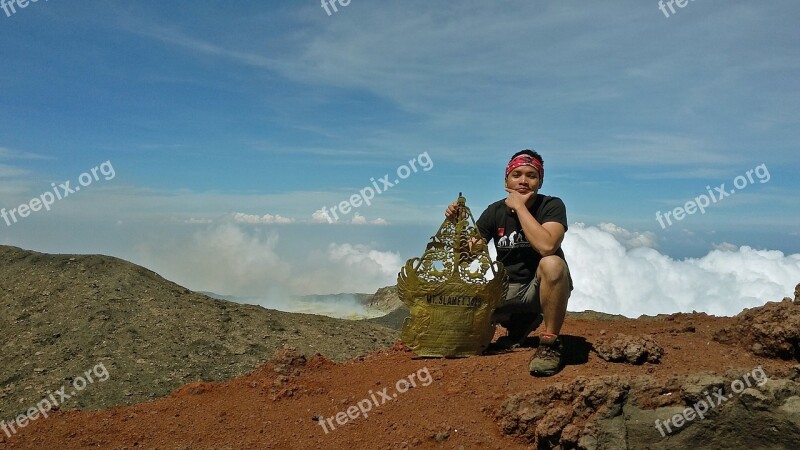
[529,334,564,377]
[492,313,541,350]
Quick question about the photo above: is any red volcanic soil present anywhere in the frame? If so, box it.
[3,314,796,449]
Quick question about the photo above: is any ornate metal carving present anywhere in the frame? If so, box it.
[398,193,508,357]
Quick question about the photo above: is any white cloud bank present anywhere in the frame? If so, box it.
[290,242,402,295]
[233,212,294,224]
[564,224,800,316]
[136,222,800,319]
[137,224,401,300]
[311,209,389,225]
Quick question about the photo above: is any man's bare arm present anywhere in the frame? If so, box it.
[514,207,565,256]
[504,189,564,256]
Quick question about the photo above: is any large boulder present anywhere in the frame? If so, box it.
[714,298,800,361]
[496,370,800,449]
[592,333,664,364]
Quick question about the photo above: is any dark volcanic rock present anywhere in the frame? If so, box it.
[592,333,664,364]
[496,371,800,449]
[497,375,630,448]
[714,297,800,361]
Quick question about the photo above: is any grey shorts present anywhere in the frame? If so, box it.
[491,279,542,323]
[491,258,573,323]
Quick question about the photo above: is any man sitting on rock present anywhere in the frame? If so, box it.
[445,149,573,377]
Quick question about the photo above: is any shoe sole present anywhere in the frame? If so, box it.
[529,367,561,377]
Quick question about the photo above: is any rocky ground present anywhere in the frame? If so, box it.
[4,305,800,449]
[0,246,397,418]
[1,245,798,449]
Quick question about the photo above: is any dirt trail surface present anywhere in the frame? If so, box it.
[5,311,799,449]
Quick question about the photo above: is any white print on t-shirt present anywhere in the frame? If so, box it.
[496,231,531,250]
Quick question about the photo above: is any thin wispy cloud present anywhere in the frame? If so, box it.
[0,147,53,161]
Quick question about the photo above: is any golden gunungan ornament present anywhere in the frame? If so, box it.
[397,193,508,357]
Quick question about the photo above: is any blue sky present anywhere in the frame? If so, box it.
[1,1,798,315]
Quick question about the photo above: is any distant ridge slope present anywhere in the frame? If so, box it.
[0,245,397,417]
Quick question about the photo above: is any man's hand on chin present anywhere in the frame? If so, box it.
[504,188,533,212]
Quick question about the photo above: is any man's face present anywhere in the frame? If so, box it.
[505,165,540,194]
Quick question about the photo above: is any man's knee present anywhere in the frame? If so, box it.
[537,256,568,284]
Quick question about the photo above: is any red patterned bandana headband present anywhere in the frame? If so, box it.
[505,155,543,180]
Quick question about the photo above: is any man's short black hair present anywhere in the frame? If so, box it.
[510,149,543,165]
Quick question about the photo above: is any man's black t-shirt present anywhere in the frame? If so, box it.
[476,195,571,286]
